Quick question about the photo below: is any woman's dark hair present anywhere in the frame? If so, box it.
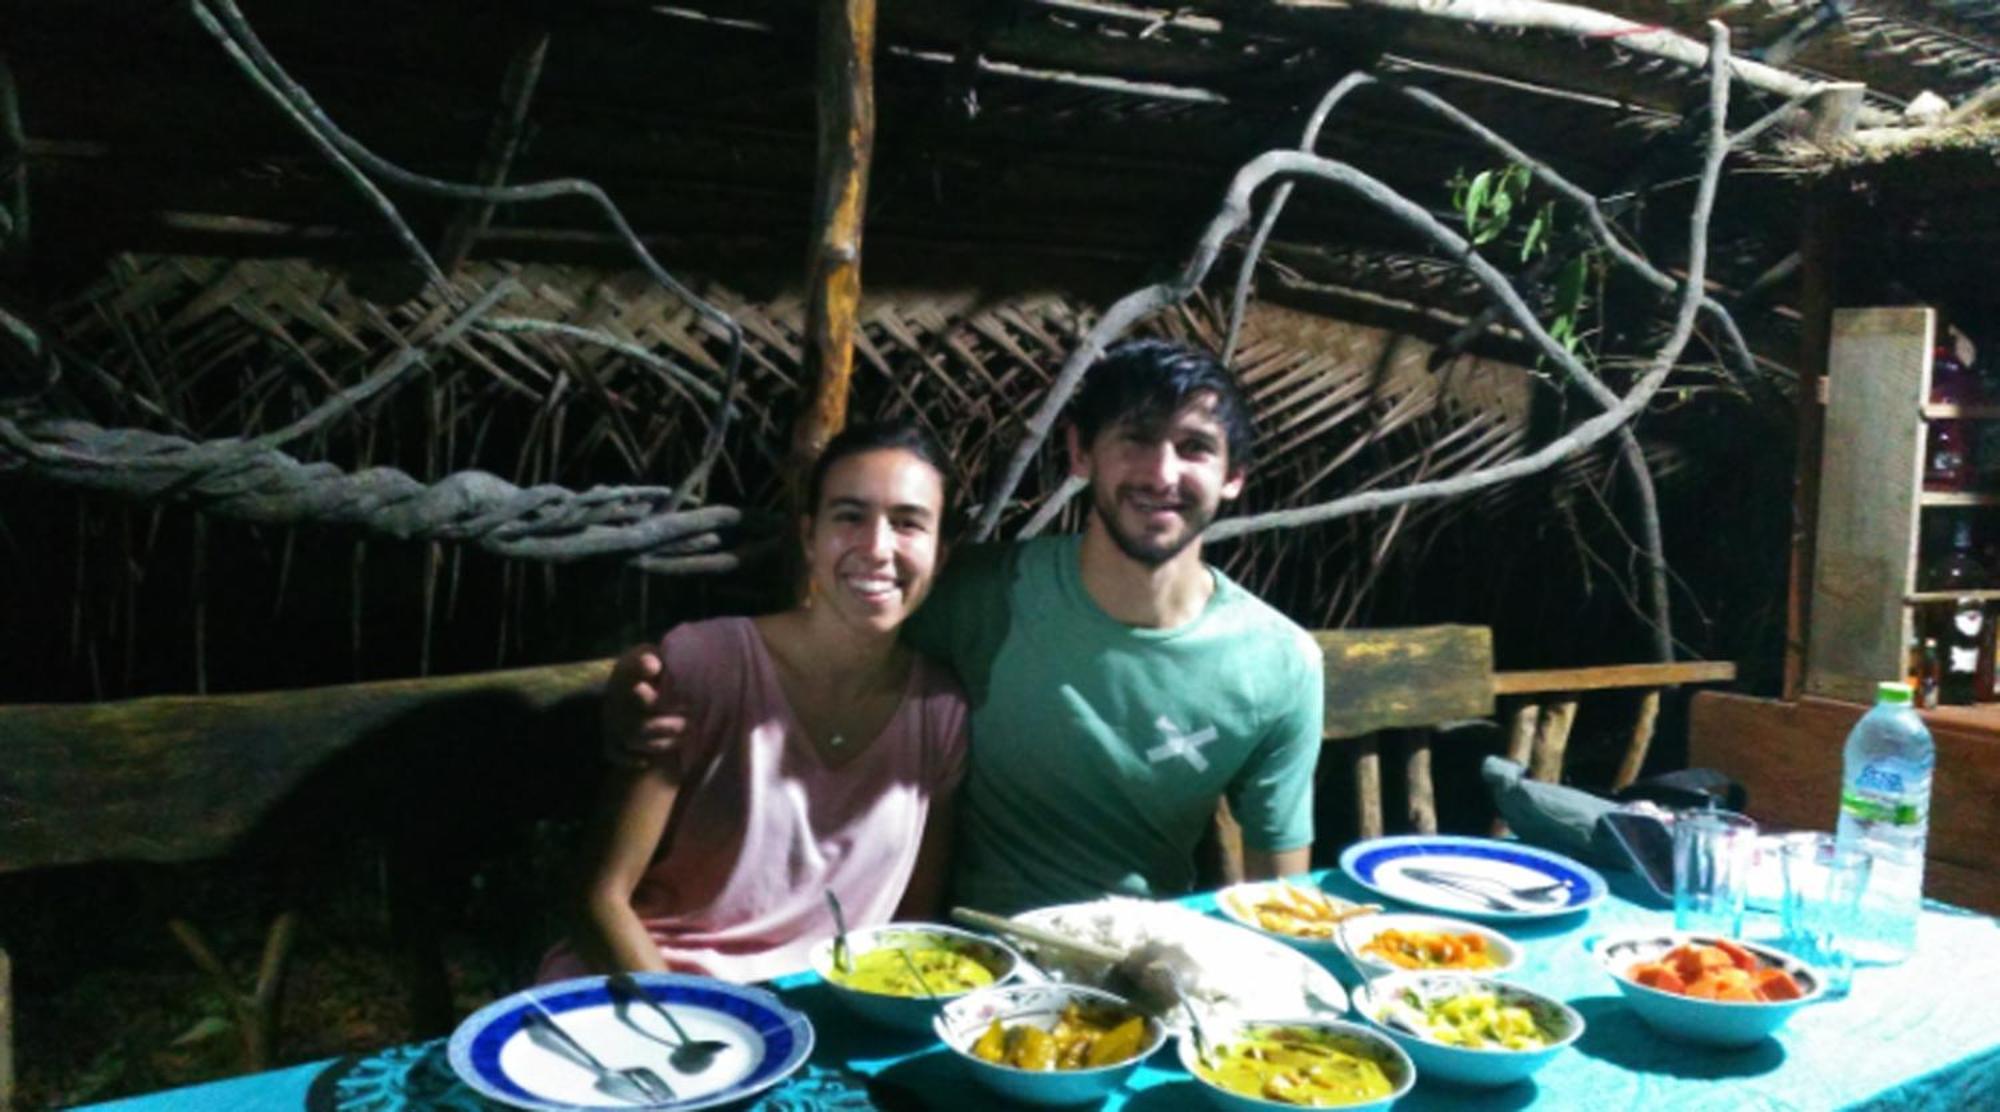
[805,419,954,518]
[1067,338,1256,472]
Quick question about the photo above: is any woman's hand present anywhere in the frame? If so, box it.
[602,642,691,767]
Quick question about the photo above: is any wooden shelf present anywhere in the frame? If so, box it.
[1920,491,2000,507]
[1907,590,2000,604]
[1923,404,2000,420]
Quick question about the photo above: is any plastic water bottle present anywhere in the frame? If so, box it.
[1834,681,1934,964]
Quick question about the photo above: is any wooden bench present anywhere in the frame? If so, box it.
[0,660,611,1108]
[1690,691,2000,916]
[1204,625,1737,879]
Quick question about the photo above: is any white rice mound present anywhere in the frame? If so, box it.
[1016,897,1346,1022]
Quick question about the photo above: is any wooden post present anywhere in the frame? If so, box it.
[791,0,877,490]
[1804,83,1866,145]
[1490,701,1539,835]
[1785,196,1839,701]
[1404,731,1436,835]
[1354,736,1383,839]
[0,945,13,1112]
[1614,689,1662,791]
[1528,697,1578,784]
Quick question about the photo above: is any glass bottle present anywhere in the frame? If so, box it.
[1930,518,1989,705]
[1927,344,1977,491]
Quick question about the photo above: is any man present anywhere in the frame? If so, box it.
[609,339,1323,913]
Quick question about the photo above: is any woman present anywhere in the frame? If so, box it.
[539,421,967,983]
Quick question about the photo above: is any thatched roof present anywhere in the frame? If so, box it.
[4,0,1993,324]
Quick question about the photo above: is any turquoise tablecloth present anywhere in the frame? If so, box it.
[86,870,2000,1111]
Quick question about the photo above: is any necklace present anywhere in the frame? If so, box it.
[829,733,846,747]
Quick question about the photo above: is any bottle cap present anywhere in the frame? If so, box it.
[1877,681,1915,705]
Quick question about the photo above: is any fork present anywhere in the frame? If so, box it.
[1402,866,1569,908]
[523,999,676,1104]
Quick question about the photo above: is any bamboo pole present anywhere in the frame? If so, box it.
[792,0,877,491]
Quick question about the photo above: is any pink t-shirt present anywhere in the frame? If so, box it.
[540,617,969,984]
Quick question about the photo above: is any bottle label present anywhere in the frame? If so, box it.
[1843,763,1927,826]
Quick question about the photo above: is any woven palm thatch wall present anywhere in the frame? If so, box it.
[4,251,1623,698]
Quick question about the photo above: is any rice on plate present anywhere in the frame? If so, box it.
[1013,898,1350,1024]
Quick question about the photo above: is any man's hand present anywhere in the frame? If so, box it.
[602,642,690,767]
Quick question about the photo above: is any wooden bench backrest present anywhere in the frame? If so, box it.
[1316,625,1496,738]
[0,660,610,875]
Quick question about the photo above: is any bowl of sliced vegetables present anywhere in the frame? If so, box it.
[933,983,1166,1107]
[809,922,1023,1033]
[1352,972,1581,1088]
[1214,879,1379,959]
[1596,932,1821,1047]
[1334,912,1523,980]
[1178,1017,1414,1111]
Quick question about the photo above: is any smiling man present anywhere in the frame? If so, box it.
[898,338,1324,913]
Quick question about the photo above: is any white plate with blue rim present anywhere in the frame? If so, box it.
[447,973,814,1110]
[1340,835,1607,922]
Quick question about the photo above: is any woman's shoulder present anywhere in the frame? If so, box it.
[908,652,971,734]
[658,616,762,678]
[910,649,968,699]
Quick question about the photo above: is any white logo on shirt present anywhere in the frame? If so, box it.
[1146,716,1218,772]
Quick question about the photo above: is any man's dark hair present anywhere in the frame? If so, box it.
[1067,338,1256,472]
[805,419,954,515]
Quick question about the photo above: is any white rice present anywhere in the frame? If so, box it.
[1016,897,1345,1022]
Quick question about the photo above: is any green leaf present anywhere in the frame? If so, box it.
[1521,202,1553,261]
[1554,253,1590,314]
[1463,170,1494,236]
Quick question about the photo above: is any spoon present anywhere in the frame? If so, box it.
[1161,964,1216,1069]
[1331,918,1429,1040]
[1402,866,1569,906]
[607,972,731,1074]
[825,889,855,973]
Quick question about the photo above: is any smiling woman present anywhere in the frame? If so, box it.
[540,422,971,986]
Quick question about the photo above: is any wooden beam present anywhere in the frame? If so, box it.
[791,0,877,488]
[1489,660,1735,695]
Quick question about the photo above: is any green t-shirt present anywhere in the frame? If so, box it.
[904,535,1323,913]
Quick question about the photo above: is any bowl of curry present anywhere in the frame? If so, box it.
[1178,1017,1415,1110]
[933,983,1167,1107]
[808,922,1024,1033]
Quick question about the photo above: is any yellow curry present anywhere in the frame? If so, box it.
[969,1003,1149,1071]
[1195,1025,1398,1107]
[825,945,995,997]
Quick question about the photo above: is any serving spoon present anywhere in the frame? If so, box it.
[607,972,731,1074]
[825,889,855,973]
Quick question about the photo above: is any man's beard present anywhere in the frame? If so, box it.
[1091,485,1214,568]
